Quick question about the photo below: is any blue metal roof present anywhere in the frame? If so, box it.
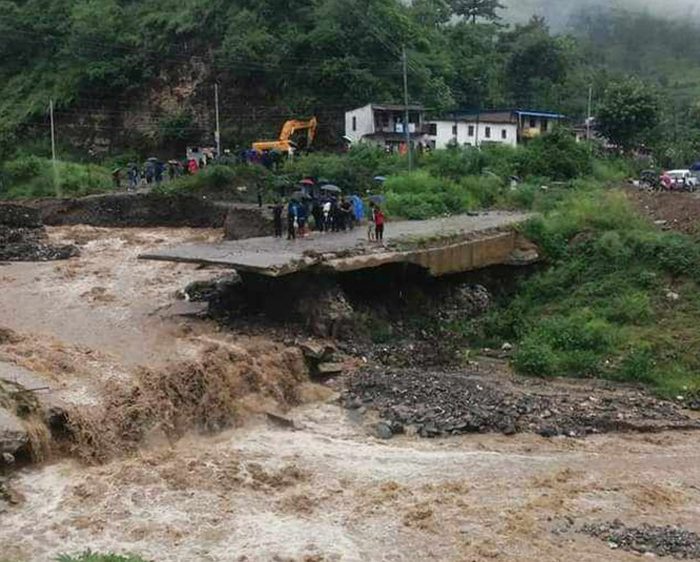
[515,110,567,119]
[440,108,567,119]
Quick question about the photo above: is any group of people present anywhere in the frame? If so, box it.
[114,156,212,191]
[270,195,385,242]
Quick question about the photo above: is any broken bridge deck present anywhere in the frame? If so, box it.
[140,212,536,277]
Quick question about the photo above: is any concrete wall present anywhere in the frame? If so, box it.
[345,104,375,144]
[325,231,538,277]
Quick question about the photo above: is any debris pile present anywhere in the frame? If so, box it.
[0,203,78,261]
[343,368,700,438]
[582,520,700,559]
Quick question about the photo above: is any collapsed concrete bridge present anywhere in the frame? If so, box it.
[140,212,538,277]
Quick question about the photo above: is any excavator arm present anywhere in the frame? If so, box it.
[253,117,318,153]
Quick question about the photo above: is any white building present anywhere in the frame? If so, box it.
[427,119,518,149]
[344,103,428,150]
[345,105,566,151]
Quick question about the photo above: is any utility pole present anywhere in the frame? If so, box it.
[49,99,59,195]
[402,45,412,172]
[586,84,593,141]
[214,83,222,158]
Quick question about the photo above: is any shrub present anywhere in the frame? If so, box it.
[384,171,503,219]
[516,127,594,180]
[0,156,112,199]
[613,345,656,384]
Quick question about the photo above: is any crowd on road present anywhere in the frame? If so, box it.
[113,153,216,191]
[270,195,386,243]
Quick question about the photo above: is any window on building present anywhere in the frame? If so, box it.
[541,119,548,132]
[485,126,491,139]
[529,118,536,128]
[452,124,458,136]
[352,116,357,132]
[501,129,507,140]
[428,123,437,136]
[468,125,475,136]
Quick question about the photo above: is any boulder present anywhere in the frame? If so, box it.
[317,363,344,377]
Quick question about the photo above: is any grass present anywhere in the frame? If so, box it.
[464,183,700,397]
[0,155,113,199]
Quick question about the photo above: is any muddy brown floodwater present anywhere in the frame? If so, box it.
[2,226,700,562]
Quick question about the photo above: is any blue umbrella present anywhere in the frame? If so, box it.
[690,162,700,172]
[369,195,386,204]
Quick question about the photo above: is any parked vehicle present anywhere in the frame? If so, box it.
[664,169,698,192]
[639,169,661,191]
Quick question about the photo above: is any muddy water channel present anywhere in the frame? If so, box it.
[1,226,700,561]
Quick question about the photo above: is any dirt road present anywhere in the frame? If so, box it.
[2,226,700,561]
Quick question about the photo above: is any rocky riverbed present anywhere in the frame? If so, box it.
[0,204,77,261]
[582,520,700,559]
[343,367,700,438]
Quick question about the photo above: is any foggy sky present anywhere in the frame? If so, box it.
[504,0,700,29]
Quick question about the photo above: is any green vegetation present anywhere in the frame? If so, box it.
[466,184,700,397]
[0,155,113,199]
[57,552,148,562]
[1,0,699,165]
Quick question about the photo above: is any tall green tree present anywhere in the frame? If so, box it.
[597,77,661,151]
[501,17,568,108]
[449,0,504,23]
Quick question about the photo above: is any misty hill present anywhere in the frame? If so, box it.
[505,0,700,29]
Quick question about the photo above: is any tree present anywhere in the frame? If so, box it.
[597,78,661,151]
[449,0,504,24]
[502,18,568,107]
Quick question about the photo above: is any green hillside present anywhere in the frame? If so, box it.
[0,0,700,160]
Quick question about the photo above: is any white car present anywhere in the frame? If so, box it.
[664,169,698,191]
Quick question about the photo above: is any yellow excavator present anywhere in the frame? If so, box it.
[252,117,318,154]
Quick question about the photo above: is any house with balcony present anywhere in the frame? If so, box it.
[344,103,429,151]
[345,104,566,150]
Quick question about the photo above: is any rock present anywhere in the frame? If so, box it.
[666,291,680,302]
[501,342,513,352]
[1,452,14,465]
[297,284,354,338]
[317,363,344,377]
[300,342,329,360]
[0,408,28,455]
[375,422,394,440]
[266,412,297,430]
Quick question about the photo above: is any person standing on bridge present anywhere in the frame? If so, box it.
[270,201,283,238]
[374,206,385,242]
[287,199,299,241]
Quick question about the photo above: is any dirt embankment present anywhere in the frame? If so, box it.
[26,193,228,228]
[0,203,78,262]
[626,187,700,235]
[21,192,274,239]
